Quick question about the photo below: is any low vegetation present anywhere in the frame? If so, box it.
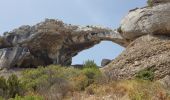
[147,0,153,6]
[136,68,155,81]
[0,60,169,100]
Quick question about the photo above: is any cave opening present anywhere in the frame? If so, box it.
[72,41,124,66]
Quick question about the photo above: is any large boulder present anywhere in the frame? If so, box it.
[120,3,170,40]
[102,35,170,80]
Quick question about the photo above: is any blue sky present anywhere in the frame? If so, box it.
[0,0,147,65]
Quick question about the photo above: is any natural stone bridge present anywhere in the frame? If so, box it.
[0,19,129,69]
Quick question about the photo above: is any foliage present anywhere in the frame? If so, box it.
[21,62,102,99]
[147,0,153,6]
[0,60,170,100]
[136,69,154,81]
[83,60,98,68]
[7,75,24,98]
[82,67,101,84]
[0,75,24,99]
[9,95,43,100]
[0,76,8,97]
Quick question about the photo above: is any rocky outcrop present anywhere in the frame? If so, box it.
[102,0,170,80]
[102,35,170,80]
[120,3,170,40]
[0,19,129,69]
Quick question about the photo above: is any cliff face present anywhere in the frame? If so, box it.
[102,0,170,80]
[0,19,129,69]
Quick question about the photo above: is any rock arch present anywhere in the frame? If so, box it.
[0,19,129,69]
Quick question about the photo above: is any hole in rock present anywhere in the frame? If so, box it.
[72,41,124,66]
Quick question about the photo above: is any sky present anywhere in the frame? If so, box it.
[0,0,147,65]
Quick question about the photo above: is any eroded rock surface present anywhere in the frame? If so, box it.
[102,35,170,80]
[0,19,128,69]
[120,3,170,40]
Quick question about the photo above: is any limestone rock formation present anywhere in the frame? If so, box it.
[0,19,128,69]
[102,0,170,80]
[102,35,170,80]
[120,3,170,40]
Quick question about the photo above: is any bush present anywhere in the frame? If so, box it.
[9,95,44,100]
[147,0,153,6]
[83,60,98,68]
[82,68,101,84]
[70,74,89,91]
[136,69,154,81]
[0,76,8,97]
[21,65,80,99]
[0,75,24,99]
[7,74,25,98]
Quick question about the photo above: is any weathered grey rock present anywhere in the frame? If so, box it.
[102,35,170,80]
[158,75,170,89]
[120,3,170,40]
[101,59,111,67]
[0,46,29,69]
[0,19,129,69]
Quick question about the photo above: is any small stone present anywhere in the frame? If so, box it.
[101,59,112,67]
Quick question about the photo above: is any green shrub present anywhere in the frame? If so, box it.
[83,60,98,68]
[21,65,78,99]
[0,76,8,97]
[20,62,102,99]
[9,95,44,100]
[7,74,24,98]
[136,69,154,81]
[82,68,101,84]
[147,0,153,6]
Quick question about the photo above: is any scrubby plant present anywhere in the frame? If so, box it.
[0,75,25,99]
[82,68,101,84]
[20,61,102,98]
[147,0,153,6]
[7,74,24,98]
[9,95,44,100]
[83,60,98,68]
[0,76,8,97]
[136,69,154,81]
[70,74,89,91]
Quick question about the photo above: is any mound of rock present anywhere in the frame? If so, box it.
[120,3,170,40]
[102,0,170,80]
[102,35,170,80]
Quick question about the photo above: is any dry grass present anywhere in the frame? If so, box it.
[67,79,170,100]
